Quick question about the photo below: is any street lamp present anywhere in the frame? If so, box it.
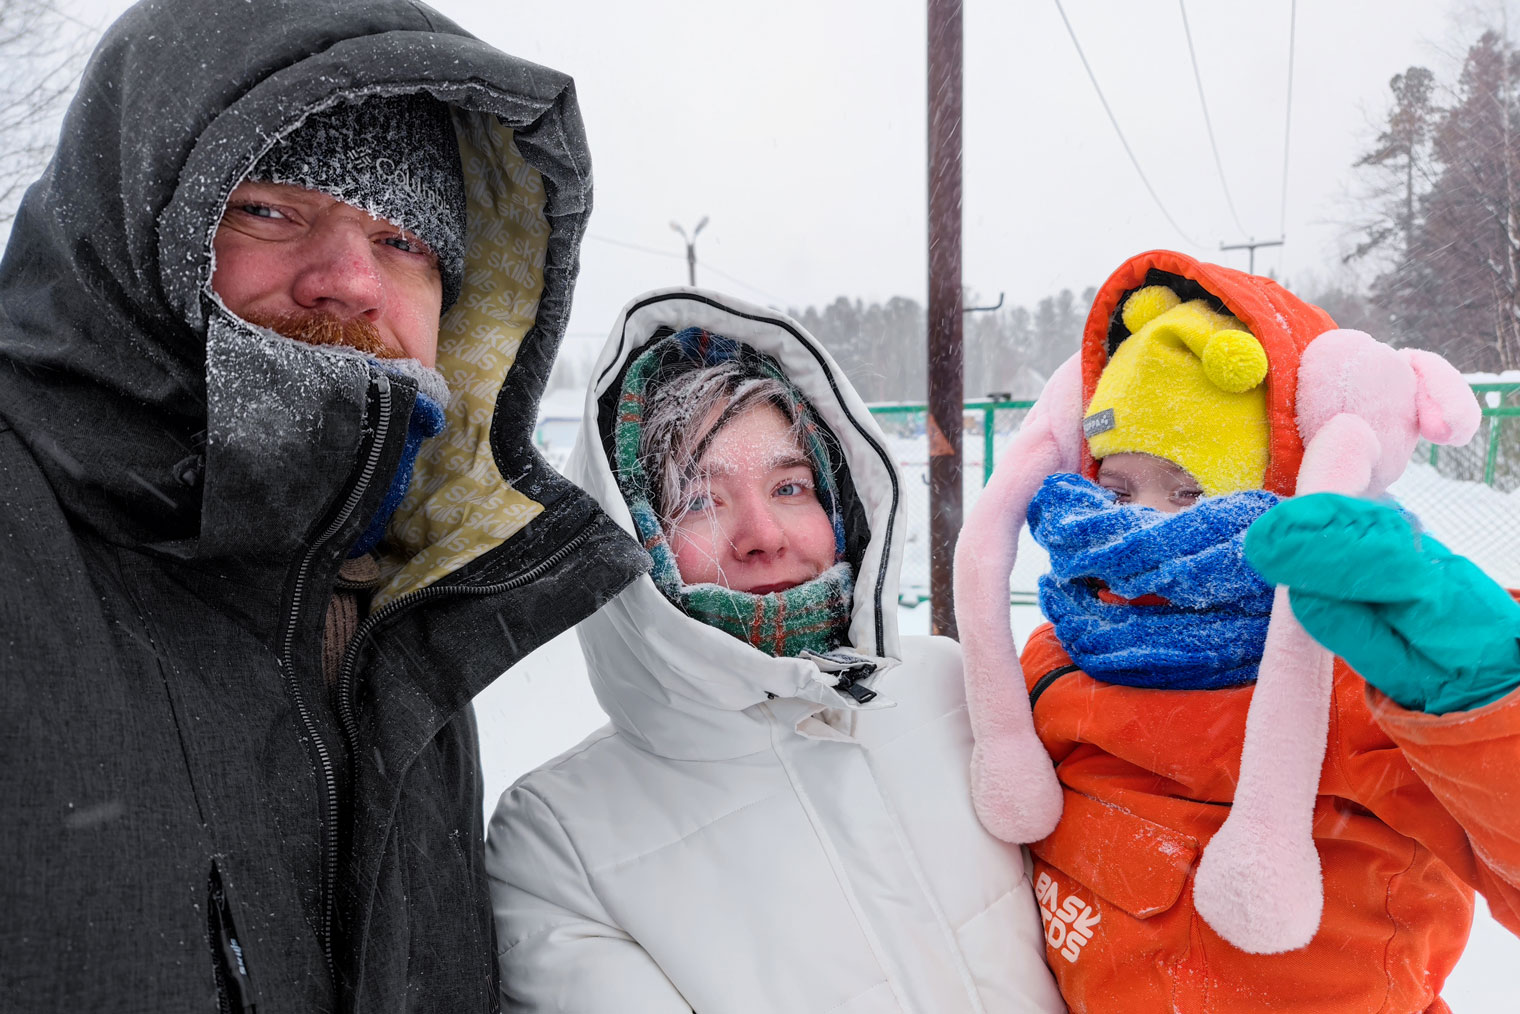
[670,216,709,286]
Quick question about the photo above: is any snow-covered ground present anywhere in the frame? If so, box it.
[488,415,1520,1007]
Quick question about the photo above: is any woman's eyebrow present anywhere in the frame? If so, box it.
[690,460,737,481]
[768,452,813,471]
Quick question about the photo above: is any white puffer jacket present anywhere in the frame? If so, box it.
[485,289,1064,1014]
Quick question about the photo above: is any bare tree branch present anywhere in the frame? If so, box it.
[0,0,87,225]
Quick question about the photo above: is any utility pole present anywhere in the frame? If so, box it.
[671,217,709,286]
[927,0,963,639]
[1219,237,1284,274]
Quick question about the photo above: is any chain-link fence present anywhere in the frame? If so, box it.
[871,382,1520,602]
[1392,381,1520,587]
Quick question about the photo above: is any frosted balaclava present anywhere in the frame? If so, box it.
[249,93,467,312]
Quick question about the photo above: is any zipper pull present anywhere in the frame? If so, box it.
[799,649,879,704]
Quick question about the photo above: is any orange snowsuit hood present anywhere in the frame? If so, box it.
[1077,249,1337,494]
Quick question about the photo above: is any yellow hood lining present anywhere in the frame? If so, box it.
[375,111,548,608]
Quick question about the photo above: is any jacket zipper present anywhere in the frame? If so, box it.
[280,372,392,972]
[333,522,597,773]
[1028,663,1081,710]
[208,861,258,1014]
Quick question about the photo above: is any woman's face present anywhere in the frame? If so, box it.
[1096,453,1204,513]
[668,403,838,593]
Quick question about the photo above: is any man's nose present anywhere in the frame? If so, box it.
[291,222,386,320]
[729,495,787,558]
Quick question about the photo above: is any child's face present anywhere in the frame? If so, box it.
[668,403,837,593]
[1096,453,1204,513]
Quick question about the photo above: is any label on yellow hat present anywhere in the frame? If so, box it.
[1082,409,1116,439]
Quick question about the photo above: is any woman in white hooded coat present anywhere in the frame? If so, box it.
[485,288,1063,1014]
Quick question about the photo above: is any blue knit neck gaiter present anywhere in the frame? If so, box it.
[348,373,447,558]
[1027,473,1280,690]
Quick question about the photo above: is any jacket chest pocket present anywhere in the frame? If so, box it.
[1029,788,1199,944]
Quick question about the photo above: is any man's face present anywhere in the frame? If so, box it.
[211,181,444,366]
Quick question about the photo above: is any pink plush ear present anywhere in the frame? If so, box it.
[1406,348,1481,445]
[1193,412,1379,955]
[1196,330,1478,954]
[956,353,1082,844]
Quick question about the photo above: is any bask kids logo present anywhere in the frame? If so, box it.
[1035,870,1101,963]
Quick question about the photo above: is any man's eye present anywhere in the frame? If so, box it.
[384,234,433,257]
[237,203,284,219]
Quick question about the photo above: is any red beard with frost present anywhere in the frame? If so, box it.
[240,310,403,360]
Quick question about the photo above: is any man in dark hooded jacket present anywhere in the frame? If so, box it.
[0,1,646,1011]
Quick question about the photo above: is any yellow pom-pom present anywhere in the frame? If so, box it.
[1121,285,1181,334]
[1201,329,1268,393]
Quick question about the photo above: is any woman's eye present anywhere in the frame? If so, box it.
[774,478,815,498]
[1173,489,1203,504]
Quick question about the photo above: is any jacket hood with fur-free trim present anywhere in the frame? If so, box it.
[567,287,906,759]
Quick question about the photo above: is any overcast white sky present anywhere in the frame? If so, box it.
[62,0,1507,363]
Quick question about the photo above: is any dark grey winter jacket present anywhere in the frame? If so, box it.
[0,1,646,1011]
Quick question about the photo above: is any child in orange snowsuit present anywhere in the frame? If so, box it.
[955,249,1520,1013]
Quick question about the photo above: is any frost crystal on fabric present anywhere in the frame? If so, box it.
[250,93,467,310]
[1028,473,1279,689]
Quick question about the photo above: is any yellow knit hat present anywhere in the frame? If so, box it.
[1084,285,1270,496]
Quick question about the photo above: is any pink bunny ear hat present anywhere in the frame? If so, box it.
[957,251,1481,955]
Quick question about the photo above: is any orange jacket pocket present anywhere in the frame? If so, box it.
[1030,788,1199,919]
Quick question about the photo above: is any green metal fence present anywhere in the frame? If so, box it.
[867,399,1037,486]
[870,381,1520,603]
[1428,382,1520,487]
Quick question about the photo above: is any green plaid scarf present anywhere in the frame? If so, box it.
[615,327,854,657]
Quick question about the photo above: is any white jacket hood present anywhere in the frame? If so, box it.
[567,288,906,759]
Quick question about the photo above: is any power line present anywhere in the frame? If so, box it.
[697,260,787,307]
[587,230,786,306]
[1052,0,1207,250]
[584,233,685,260]
[1278,0,1298,240]
[1179,0,1249,236]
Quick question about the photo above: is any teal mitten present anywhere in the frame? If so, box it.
[1244,493,1520,715]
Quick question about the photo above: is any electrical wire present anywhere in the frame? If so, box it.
[697,261,787,306]
[586,231,786,306]
[1178,0,1250,236]
[585,233,685,260]
[1052,0,1207,250]
[1278,0,1297,240]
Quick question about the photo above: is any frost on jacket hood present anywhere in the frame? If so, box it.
[568,288,907,756]
[0,2,644,1011]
